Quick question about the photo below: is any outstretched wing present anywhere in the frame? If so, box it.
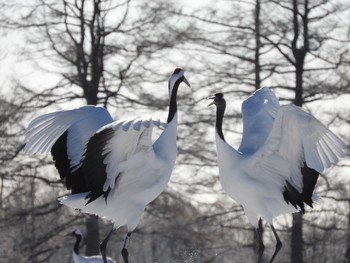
[80,115,167,203]
[250,104,346,193]
[23,106,113,192]
[239,87,280,154]
[24,110,77,155]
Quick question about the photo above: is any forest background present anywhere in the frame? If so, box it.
[0,0,350,262]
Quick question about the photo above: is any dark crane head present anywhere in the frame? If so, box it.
[68,229,83,239]
[168,68,191,95]
[208,93,226,141]
[208,93,226,109]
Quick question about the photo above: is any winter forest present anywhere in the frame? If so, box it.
[1,0,350,262]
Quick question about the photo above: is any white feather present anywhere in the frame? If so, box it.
[59,114,176,231]
[25,68,189,262]
[215,87,346,226]
[24,106,113,170]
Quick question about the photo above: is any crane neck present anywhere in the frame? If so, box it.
[167,78,182,123]
[152,77,181,159]
[216,104,226,142]
[73,234,82,254]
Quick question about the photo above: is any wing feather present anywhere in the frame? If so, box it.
[239,87,280,154]
[81,115,167,203]
[24,106,113,194]
[24,111,75,154]
[252,104,346,192]
[24,106,113,155]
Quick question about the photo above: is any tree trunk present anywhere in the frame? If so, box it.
[30,175,38,263]
[346,201,350,262]
[291,213,303,263]
[291,57,305,263]
[253,0,262,258]
[254,0,261,90]
[290,0,309,262]
[84,82,100,255]
[85,215,100,256]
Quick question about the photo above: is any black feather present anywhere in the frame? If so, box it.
[51,131,70,183]
[51,130,88,193]
[283,162,319,212]
[82,128,115,204]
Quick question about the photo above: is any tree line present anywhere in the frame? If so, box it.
[0,0,349,262]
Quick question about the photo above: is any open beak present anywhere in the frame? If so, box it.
[207,96,216,107]
[183,76,191,88]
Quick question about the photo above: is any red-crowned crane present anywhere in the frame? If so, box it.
[24,68,190,263]
[68,229,115,263]
[208,88,346,263]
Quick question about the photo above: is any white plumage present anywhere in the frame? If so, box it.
[59,115,170,227]
[24,105,114,192]
[69,230,115,263]
[209,87,346,263]
[24,105,113,157]
[24,68,190,263]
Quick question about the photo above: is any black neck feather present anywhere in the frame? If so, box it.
[73,234,81,254]
[167,77,182,123]
[216,104,226,141]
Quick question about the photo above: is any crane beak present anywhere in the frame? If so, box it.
[207,96,216,107]
[182,76,191,88]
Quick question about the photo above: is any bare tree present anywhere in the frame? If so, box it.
[261,1,350,261]
[1,0,194,258]
[174,0,350,262]
[1,0,349,262]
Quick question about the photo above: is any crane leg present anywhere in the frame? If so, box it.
[256,218,264,263]
[269,224,282,263]
[100,228,114,263]
[121,232,132,263]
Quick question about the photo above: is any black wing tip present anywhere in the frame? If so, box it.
[84,192,100,205]
[283,163,320,213]
[51,130,70,182]
[283,186,306,214]
[81,127,115,206]
[283,174,319,213]
[103,187,111,203]
[84,187,111,205]
[51,131,90,194]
